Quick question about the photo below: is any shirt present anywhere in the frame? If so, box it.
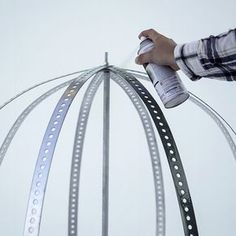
[174,29,236,81]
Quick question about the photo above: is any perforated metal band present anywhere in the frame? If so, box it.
[0,69,92,111]
[111,67,199,236]
[68,72,104,236]
[0,78,78,166]
[189,94,236,161]
[123,69,150,81]
[0,68,101,166]
[23,66,105,236]
[110,71,165,236]
[121,75,236,161]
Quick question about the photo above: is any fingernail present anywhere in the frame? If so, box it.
[140,36,147,41]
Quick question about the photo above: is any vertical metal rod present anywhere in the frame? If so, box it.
[102,69,110,236]
[105,52,109,66]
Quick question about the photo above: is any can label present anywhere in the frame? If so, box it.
[138,38,189,108]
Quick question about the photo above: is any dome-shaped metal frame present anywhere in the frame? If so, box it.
[0,56,235,236]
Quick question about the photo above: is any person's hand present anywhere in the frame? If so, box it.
[135,29,180,71]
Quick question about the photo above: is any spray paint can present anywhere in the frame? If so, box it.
[137,37,189,108]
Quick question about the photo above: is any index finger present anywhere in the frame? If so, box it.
[138,28,161,41]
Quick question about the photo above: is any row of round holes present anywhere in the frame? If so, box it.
[113,79,160,200]
[114,75,165,234]
[69,108,87,230]
[117,74,164,183]
[68,78,102,235]
[69,83,85,235]
[137,78,195,233]
[116,71,191,234]
[109,71,196,234]
[145,81,193,234]
[128,82,165,214]
[68,74,106,234]
[124,75,195,234]
[69,87,94,235]
[27,70,99,233]
[124,74,167,225]
[136,89,165,233]
[28,82,82,234]
[68,77,93,236]
[1,84,69,157]
[69,107,90,232]
[0,89,51,155]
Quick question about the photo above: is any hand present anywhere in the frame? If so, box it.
[135,29,180,71]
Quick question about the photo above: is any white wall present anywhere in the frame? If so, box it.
[0,0,236,235]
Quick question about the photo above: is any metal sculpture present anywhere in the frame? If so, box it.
[0,53,235,236]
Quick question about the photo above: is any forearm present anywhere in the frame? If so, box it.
[174,29,236,81]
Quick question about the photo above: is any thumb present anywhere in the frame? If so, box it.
[135,51,153,65]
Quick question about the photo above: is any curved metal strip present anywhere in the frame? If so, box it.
[110,71,165,236]
[0,78,77,166]
[124,68,146,75]
[68,71,104,236]
[23,66,105,236]
[123,69,149,81]
[189,94,236,161]
[111,67,199,236]
[0,68,93,111]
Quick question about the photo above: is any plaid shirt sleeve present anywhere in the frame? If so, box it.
[174,29,236,81]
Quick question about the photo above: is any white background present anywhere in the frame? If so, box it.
[0,0,236,235]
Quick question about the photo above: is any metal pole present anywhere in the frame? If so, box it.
[105,52,108,66]
[102,67,110,236]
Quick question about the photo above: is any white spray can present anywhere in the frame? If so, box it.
[138,37,189,108]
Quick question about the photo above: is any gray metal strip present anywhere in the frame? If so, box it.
[110,71,165,236]
[102,70,110,236]
[123,69,150,81]
[0,69,92,111]
[189,94,236,161]
[0,78,78,166]
[24,66,105,236]
[111,67,198,236]
[68,71,104,236]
